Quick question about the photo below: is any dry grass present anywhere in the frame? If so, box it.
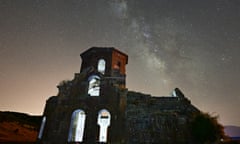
[0,121,38,142]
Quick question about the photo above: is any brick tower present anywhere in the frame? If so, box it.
[37,47,128,143]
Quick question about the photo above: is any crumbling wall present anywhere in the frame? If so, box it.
[126,91,200,144]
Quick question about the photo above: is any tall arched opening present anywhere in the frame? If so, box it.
[68,109,86,142]
[97,109,111,143]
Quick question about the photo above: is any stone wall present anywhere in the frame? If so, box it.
[125,91,200,144]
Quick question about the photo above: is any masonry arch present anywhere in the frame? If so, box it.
[97,109,111,143]
[68,109,86,142]
[97,59,106,74]
[88,75,101,96]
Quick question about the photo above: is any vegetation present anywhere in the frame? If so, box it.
[58,80,71,87]
[190,112,227,144]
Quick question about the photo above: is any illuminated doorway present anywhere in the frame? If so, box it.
[97,109,111,143]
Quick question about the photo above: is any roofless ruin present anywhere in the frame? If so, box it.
[37,47,200,144]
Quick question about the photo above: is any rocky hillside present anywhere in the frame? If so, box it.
[0,111,42,143]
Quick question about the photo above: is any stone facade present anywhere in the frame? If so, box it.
[37,47,200,144]
[126,91,199,144]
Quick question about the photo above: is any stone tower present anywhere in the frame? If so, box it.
[37,47,128,143]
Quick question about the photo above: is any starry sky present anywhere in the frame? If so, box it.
[0,0,240,126]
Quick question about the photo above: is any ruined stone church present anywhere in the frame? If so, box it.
[37,47,200,144]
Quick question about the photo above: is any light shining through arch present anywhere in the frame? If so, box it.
[98,59,106,74]
[68,109,86,142]
[38,116,46,139]
[97,109,111,143]
[88,75,101,96]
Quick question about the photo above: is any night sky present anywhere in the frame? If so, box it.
[0,0,240,126]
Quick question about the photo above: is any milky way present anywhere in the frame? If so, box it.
[0,0,240,126]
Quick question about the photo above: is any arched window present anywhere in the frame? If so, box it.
[97,109,111,143]
[38,116,46,139]
[68,109,86,142]
[98,59,106,74]
[88,75,100,96]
